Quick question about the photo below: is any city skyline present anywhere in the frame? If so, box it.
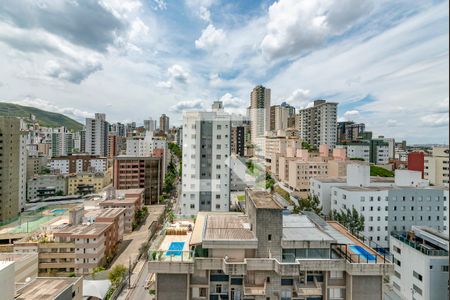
[0,0,448,145]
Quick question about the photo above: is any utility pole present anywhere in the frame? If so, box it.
[128,256,131,289]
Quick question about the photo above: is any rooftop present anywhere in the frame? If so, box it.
[282,214,334,242]
[204,214,256,241]
[247,190,283,209]
[84,208,126,219]
[54,222,110,237]
[100,196,139,205]
[15,277,81,300]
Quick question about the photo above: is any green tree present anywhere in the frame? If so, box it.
[331,208,365,235]
[293,195,322,214]
[92,266,105,279]
[108,264,127,288]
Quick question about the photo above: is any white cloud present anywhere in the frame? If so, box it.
[195,24,226,50]
[220,93,245,108]
[286,89,311,108]
[10,97,93,120]
[261,0,374,60]
[168,64,189,83]
[339,110,360,122]
[156,80,173,89]
[186,0,216,21]
[170,99,204,113]
[420,114,449,127]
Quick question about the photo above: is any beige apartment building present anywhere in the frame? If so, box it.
[0,117,27,222]
[0,253,38,285]
[424,147,449,186]
[148,189,393,300]
[14,208,124,276]
[67,172,111,196]
[100,188,144,233]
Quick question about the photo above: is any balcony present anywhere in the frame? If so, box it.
[294,279,322,297]
[148,250,194,274]
[222,259,246,275]
[244,281,266,296]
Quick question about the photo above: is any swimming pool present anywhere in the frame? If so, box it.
[349,245,376,262]
[51,209,67,214]
[166,242,185,257]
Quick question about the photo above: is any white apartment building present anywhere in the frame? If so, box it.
[336,143,370,161]
[424,147,449,186]
[296,100,337,149]
[327,165,448,247]
[181,105,231,216]
[378,136,395,160]
[49,157,107,174]
[85,113,108,156]
[390,226,448,300]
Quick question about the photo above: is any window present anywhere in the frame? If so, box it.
[268,234,272,241]
[413,284,422,296]
[413,271,423,281]
[441,266,449,272]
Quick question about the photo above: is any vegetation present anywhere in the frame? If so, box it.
[92,266,105,279]
[331,208,365,235]
[0,102,83,131]
[349,157,365,161]
[168,143,182,160]
[274,186,290,201]
[370,165,394,177]
[265,173,275,190]
[293,195,322,214]
[163,159,178,194]
[301,141,312,151]
[237,195,245,202]
[55,190,64,196]
[133,207,148,228]
[166,208,175,223]
[108,264,127,289]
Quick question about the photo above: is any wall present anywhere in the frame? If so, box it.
[157,274,188,300]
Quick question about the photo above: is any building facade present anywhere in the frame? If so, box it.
[49,155,107,175]
[296,100,337,149]
[181,108,231,215]
[389,226,448,300]
[149,189,393,300]
[159,114,170,133]
[250,85,271,144]
[85,113,109,156]
[424,147,449,186]
[0,117,27,221]
[27,175,67,201]
[113,156,163,204]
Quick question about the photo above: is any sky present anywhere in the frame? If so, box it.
[0,0,448,144]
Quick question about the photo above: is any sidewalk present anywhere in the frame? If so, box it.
[116,260,146,300]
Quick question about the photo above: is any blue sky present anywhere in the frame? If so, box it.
[0,0,448,144]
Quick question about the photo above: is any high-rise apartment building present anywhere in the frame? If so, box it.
[159,114,170,133]
[113,156,163,204]
[144,118,157,132]
[0,117,27,221]
[51,126,73,157]
[109,122,125,137]
[85,113,109,156]
[181,106,231,215]
[337,121,365,143]
[148,189,393,300]
[250,85,271,144]
[49,155,107,175]
[231,126,245,157]
[296,100,337,149]
[424,147,449,186]
[270,102,295,131]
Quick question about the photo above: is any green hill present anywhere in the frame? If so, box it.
[0,102,83,131]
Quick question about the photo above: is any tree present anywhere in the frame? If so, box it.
[108,264,127,288]
[293,195,322,214]
[92,266,105,279]
[331,208,365,235]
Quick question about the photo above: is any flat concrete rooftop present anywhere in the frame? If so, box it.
[204,214,256,241]
[15,277,80,300]
[248,190,283,209]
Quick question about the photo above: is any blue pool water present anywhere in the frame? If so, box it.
[349,245,376,262]
[166,242,185,256]
[51,209,67,214]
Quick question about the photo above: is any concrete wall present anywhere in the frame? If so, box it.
[351,275,382,300]
[157,274,188,300]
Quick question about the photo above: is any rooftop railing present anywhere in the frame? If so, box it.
[391,232,449,257]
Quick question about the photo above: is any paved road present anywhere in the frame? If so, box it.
[110,205,165,268]
[128,261,152,300]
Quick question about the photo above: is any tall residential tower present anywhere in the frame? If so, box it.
[85,113,109,156]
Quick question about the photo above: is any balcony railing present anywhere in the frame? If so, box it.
[391,232,449,257]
